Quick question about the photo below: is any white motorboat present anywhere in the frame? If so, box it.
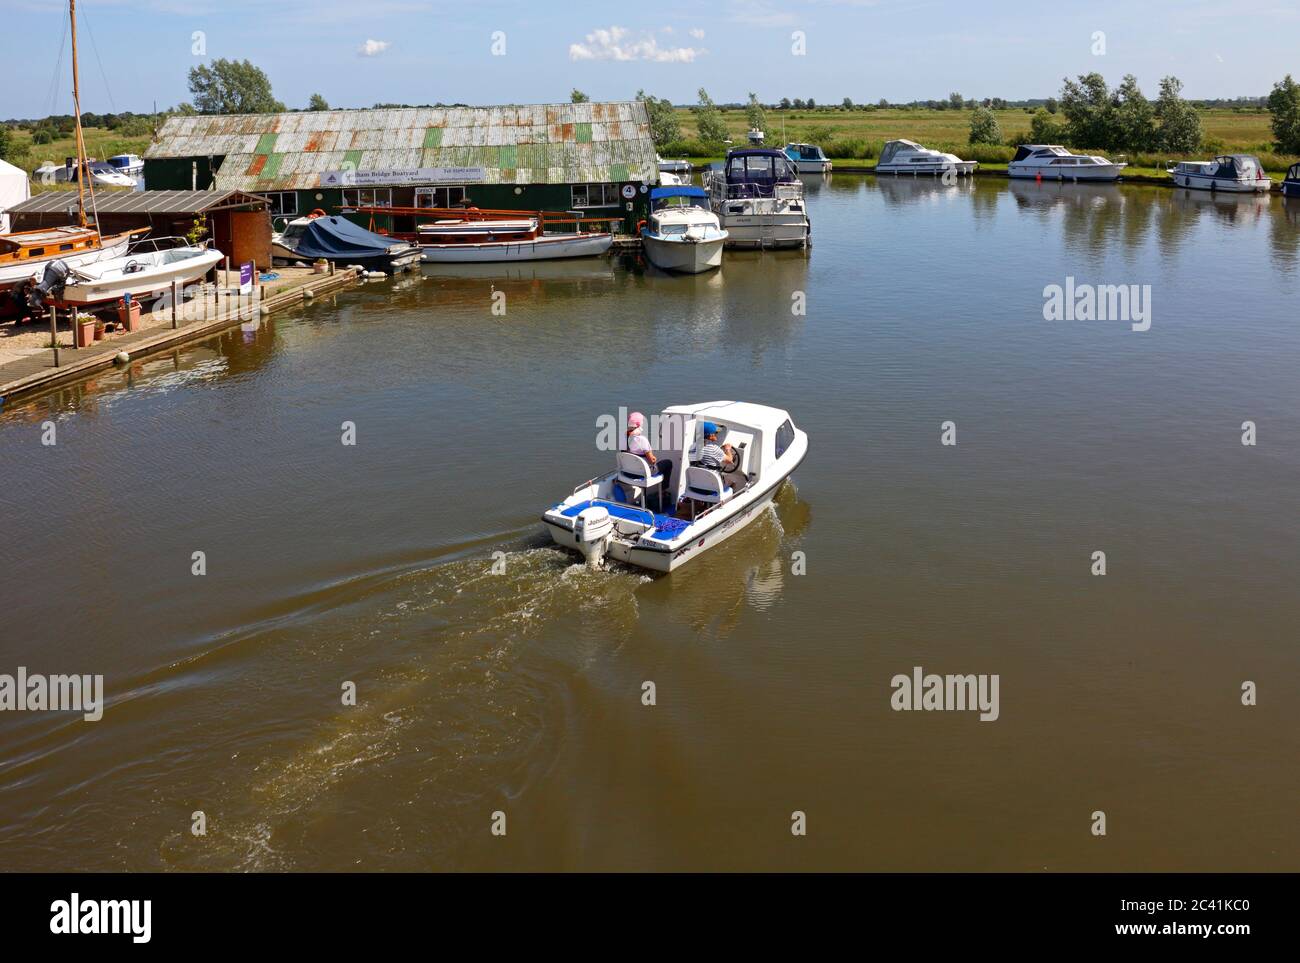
[658,170,686,187]
[874,139,977,176]
[46,237,223,306]
[106,154,144,178]
[271,213,318,262]
[640,186,727,274]
[783,143,833,174]
[418,217,612,263]
[0,226,135,291]
[658,156,693,176]
[702,148,810,249]
[39,158,136,189]
[542,401,808,572]
[1169,155,1272,193]
[1008,144,1126,182]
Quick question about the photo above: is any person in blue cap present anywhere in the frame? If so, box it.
[696,422,736,473]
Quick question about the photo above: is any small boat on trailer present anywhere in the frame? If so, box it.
[542,401,808,572]
[0,226,137,312]
[640,186,727,274]
[41,236,223,307]
[874,139,977,176]
[1169,155,1273,193]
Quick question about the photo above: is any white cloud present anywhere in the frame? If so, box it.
[357,39,391,57]
[689,28,706,39]
[568,26,707,63]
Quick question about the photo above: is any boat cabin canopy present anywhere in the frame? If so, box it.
[649,185,708,210]
[877,140,926,165]
[1012,145,1071,162]
[723,149,798,186]
[1287,163,1300,182]
[1215,154,1265,178]
[660,400,798,481]
[784,143,827,161]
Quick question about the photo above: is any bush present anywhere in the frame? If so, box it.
[969,106,1002,145]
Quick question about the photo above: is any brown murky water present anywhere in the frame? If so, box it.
[1,177,1298,870]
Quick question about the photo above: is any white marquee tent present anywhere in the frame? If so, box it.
[0,158,32,233]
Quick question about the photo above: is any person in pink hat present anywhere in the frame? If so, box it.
[624,411,674,513]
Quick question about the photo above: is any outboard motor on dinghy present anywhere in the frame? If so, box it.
[573,505,613,568]
[28,258,70,312]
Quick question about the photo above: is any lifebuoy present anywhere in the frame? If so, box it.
[309,209,327,219]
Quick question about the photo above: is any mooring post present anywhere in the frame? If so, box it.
[171,279,179,329]
[49,306,60,367]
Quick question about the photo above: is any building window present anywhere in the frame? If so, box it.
[571,183,620,208]
[265,191,298,217]
[415,186,467,208]
[341,187,393,208]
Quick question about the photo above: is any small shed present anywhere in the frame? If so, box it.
[5,189,272,268]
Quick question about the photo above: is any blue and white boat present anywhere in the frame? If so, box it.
[542,402,808,572]
[1279,162,1299,197]
[702,148,810,249]
[1170,155,1272,193]
[783,143,832,173]
[641,186,727,274]
[106,154,144,178]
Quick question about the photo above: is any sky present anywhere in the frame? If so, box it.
[6,0,1298,118]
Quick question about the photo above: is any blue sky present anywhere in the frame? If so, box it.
[7,0,1297,118]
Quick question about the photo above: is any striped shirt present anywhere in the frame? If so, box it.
[698,442,728,470]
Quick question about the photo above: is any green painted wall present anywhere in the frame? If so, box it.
[143,157,223,191]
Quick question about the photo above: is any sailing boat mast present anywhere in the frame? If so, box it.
[68,0,97,233]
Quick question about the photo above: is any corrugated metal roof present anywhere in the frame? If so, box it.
[9,189,268,215]
[145,103,658,191]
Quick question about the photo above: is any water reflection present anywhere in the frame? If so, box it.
[647,480,812,640]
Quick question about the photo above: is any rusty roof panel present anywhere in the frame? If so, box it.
[157,102,656,190]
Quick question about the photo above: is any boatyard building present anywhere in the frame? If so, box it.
[143,102,659,234]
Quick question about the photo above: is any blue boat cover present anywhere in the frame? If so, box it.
[293,216,398,259]
[650,186,708,200]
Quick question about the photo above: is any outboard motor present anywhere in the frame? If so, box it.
[28,259,70,312]
[573,506,613,568]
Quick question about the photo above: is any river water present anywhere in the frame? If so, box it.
[1,176,1297,871]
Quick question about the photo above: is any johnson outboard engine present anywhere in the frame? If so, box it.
[573,505,613,568]
[28,258,70,312]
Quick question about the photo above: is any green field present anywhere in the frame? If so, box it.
[6,127,154,192]
[667,106,1296,175]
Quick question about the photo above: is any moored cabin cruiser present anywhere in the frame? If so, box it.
[1008,144,1126,182]
[658,156,693,176]
[702,148,810,249]
[1284,163,1300,198]
[640,186,727,274]
[874,139,977,176]
[783,143,832,173]
[1169,155,1272,193]
[542,402,808,572]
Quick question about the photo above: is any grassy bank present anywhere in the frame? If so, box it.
[5,127,154,191]
[664,106,1298,173]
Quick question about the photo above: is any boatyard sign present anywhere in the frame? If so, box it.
[319,167,486,187]
[239,262,253,296]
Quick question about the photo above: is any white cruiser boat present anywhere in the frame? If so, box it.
[783,143,832,174]
[106,154,145,178]
[658,156,693,176]
[702,148,810,249]
[44,237,222,307]
[640,186,727,274]
[1169,155,1272,193]
[1008,145,1125,182]
[875,139,977,176]
[543,402,808,572]
[271,213,316,262]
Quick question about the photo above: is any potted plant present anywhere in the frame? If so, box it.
[118,295,142,332]
[93,316,106,341]
[75,312,96,348]
[313,258,328,275]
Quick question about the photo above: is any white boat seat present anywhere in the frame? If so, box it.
[684,466,732,505]
[616,451,663,509]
